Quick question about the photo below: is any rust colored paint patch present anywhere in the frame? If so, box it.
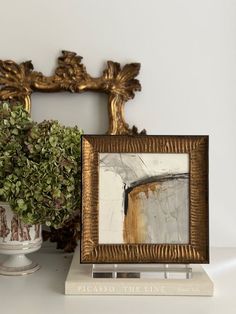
[123,182,160,243]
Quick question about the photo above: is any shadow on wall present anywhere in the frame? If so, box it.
[31,92,109,134]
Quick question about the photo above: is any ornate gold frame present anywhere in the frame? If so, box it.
[0,50,145,251]
[0,50,144,135]
[81,135,209,264]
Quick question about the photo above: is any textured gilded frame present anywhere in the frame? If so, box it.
[81,135,209,264]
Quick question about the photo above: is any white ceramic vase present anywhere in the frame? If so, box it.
[0,202,42,276]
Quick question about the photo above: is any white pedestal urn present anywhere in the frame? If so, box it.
[0,202,42,276]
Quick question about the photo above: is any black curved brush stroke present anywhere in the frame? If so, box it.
[124,173,189,215]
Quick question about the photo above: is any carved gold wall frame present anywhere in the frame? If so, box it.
[0,51,144,251]
[0,50,145,135]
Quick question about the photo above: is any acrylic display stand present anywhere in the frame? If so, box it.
[65,246,214,296]
[92,264,192,279]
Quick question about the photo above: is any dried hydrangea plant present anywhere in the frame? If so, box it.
[0,103,83,230]
[0,103,34,196]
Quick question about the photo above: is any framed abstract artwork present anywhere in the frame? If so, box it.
[81,135,209,264]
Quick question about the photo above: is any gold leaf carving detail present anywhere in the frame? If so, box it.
[0,51,143,135]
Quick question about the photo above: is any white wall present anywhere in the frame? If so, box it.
[1,0,236,247]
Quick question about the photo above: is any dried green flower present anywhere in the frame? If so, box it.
[0,103,83,228]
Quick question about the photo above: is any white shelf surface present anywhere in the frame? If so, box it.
[0,245,236,314]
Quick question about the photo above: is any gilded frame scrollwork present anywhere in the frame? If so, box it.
[0,50,144,135]
[0,51,145,250]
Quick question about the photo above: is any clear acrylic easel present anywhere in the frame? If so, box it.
[92,264,192,279]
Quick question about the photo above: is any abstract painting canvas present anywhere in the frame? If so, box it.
[81,135,209,264]
[99,153,189,245]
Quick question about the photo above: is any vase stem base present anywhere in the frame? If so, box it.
[0,254,40,276]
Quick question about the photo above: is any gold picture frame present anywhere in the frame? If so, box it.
[81,135,209,264]
[0,50,144,135]
[0,51,144,249]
